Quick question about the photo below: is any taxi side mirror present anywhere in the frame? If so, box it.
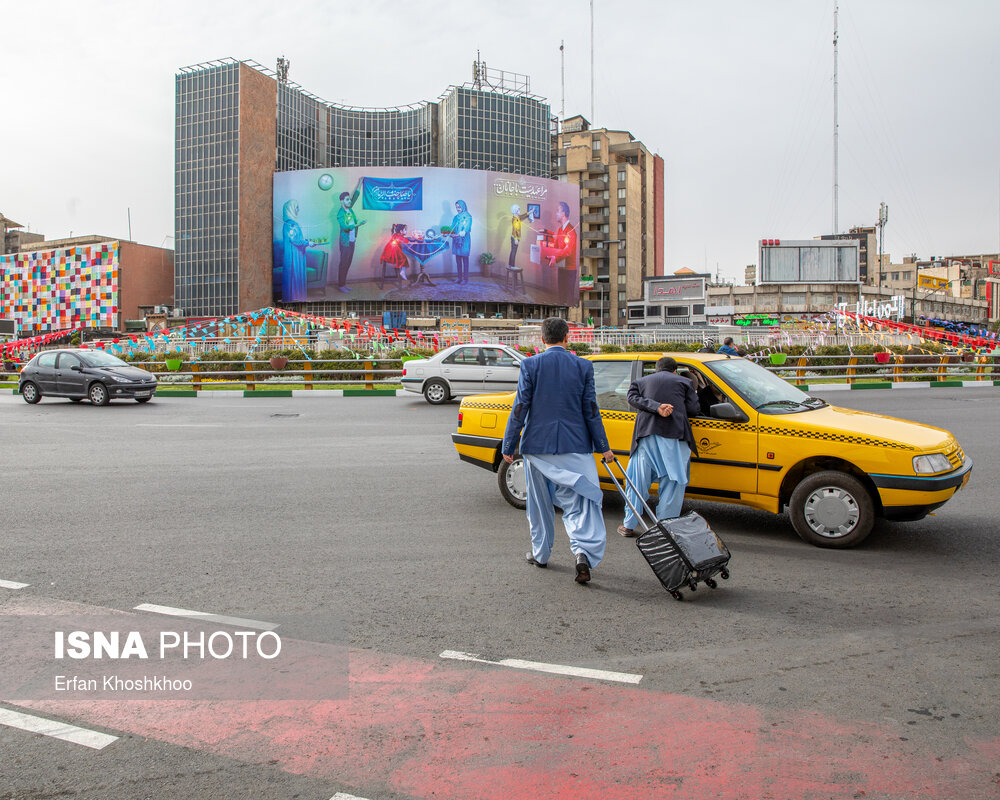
[710,402,748,423]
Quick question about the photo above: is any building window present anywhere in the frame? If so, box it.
[666,306,687,316]
[645,306,661,316]
[617,169,626,183]
[618,291,626,302]
[618,205,626,217]
[617,188,626,199]
[618,222,626,234]
[902,271,912,280]
[782,292,806,305]
[618,256,626,268]
[693,304,705,315]
[592,138,601,152]
[617,273,626,285]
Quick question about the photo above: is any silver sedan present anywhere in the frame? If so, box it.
[401,343,524,404]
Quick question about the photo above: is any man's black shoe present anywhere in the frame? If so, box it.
[525,552,547,568]
[575,553,591,584]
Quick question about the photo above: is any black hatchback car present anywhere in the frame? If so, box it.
[19,348,157,405]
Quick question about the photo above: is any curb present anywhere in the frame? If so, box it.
[801,380,1000,391]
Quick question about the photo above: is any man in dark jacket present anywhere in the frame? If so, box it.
[618,356,701,537]
[502,317,614,583]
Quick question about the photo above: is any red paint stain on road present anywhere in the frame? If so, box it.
[26,648,1000,800]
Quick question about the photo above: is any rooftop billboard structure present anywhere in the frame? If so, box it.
[759,239,860,284]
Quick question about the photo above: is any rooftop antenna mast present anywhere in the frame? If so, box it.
[833,3,840,234]
[590,1,595,122]
[560,40,566,120]
[276,55,290,84]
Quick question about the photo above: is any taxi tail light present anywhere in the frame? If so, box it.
[458,410,463,428]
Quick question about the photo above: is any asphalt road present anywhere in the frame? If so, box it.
[0,388,997,800]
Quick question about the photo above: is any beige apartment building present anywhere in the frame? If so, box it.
[553,115,664,326]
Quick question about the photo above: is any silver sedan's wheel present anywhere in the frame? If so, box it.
[423,379,450,405]
[789,470,873,548]
[498,455,527,509]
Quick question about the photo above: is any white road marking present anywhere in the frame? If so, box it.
[133,603,278,631]
[440,650,642,684]
[135,423,223,428]
[0,708,118,750]
[0,579,29,590]
[330,793,373,800]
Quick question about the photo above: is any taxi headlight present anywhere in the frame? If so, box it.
[913,453,952,474]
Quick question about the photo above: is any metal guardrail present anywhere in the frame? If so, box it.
[3,353,997,391]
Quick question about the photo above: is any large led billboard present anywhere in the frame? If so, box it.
[273,167,581,305]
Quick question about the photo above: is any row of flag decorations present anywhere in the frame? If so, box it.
[1,308,458,364]
[743,309,1000,362]
[0,242,119,332]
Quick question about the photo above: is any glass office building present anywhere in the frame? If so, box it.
[328,105,436,168]
[174,61,241,317]
[438,87,552,178]
[175,59,555,318]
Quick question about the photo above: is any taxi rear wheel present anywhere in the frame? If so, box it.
[498,455,527,510]
[789,470,874,548]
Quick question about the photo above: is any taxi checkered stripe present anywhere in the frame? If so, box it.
[599,410,635,421]
[463,402,513,411]
[758,426,915,450]
[692,419,755,431]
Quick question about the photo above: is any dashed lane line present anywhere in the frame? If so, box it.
[133,603,279,631]
[0,707,118,750]
[440,650,643,684]
[0,579,29,589]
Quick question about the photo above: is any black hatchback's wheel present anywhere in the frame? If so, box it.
[21,382,41,404]
[423,379,450,405]
[789,470,874,548]
[498,455,527,510]
[88,382,110,406]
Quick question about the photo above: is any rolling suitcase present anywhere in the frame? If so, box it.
[606,457,731,601]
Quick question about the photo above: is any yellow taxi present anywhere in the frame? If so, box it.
[451,352,972,548]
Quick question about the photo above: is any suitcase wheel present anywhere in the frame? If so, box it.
[705,578,718,589]
[670,590,684,602]
[720,569,730,580]
[688,580,698,591]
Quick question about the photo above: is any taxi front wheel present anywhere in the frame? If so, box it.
[789,470,874,548]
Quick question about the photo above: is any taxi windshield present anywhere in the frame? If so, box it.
[705,358,825,414]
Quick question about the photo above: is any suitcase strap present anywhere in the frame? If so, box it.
[604,455,662,534]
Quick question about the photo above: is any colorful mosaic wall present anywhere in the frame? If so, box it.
[0,242,119,333]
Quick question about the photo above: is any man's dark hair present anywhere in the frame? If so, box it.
[723,337,734,346]
[558,201,570,219]
[339,191,350,201]
[541,317,569,344]
[655,356,677,372]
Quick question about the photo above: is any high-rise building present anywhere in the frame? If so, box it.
[174,58,554,319]
[553,115,664,327]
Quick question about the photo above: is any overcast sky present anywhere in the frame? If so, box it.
[4,0,998,283]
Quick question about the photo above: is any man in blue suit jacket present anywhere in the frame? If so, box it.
[502,317,614,583]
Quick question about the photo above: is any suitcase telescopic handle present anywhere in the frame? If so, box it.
[604,455,660,533]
